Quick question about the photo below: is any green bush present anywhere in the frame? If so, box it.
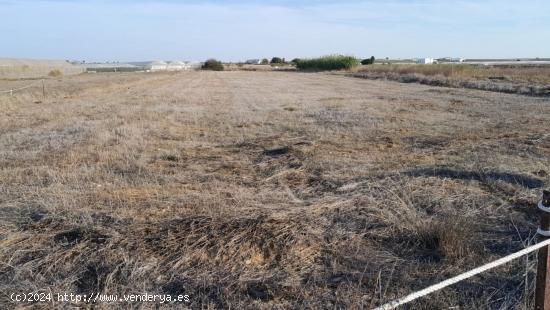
[361,56,376,65]
[271,57,284,64]
[202,59,224,71]
[296,55,359,71]
[261,59,269,65]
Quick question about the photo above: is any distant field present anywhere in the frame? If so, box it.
[0,58,85,79]
[361,64,550,84]
[1,71,550,308]
[353,64,550,96]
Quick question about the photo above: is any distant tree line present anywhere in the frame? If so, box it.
[200,55,376,72]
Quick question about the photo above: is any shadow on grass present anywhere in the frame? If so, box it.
[404,167,544,189]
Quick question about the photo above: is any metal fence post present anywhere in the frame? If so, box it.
[536,190,550,310]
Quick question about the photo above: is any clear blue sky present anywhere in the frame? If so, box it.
[1,0,549,62]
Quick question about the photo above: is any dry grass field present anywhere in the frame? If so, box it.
[1,70,550,309]
[0,58,85,79]
[353,64,550,97]
[360,64,550,84]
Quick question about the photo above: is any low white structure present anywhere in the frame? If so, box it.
[186,61,202,70]
[416,58,435,64]
[438,57,465,63]
[245,59,261,65]
[145,60,201,71]
[85,60,203,72]
[83,63,140,72]
[166,61,186,71]
[148,61,168,71]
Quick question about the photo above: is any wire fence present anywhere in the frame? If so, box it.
[375,198,550,310]
[0,79,43,96]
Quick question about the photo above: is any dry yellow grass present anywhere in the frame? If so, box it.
[354,64,550,96]
[1,71,549,308]
[0,58,85,79]
[360,64,550,84]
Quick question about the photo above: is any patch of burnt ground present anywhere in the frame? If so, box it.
[53,227,109,247]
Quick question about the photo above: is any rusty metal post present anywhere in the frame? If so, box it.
[536,190,550,310]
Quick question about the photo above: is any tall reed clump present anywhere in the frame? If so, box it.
[296,55,360,71]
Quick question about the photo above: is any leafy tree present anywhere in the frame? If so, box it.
[271,57,284,64]
[261,58,269,65]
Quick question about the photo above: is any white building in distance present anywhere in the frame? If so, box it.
[166,61,186,71]
[186,61,202,70]
[245,59,262,65]
[147,61,202,71]
[416,58,435,64]
[437,57,465,63]
[82,60,203,73]
[148,61,168,71]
